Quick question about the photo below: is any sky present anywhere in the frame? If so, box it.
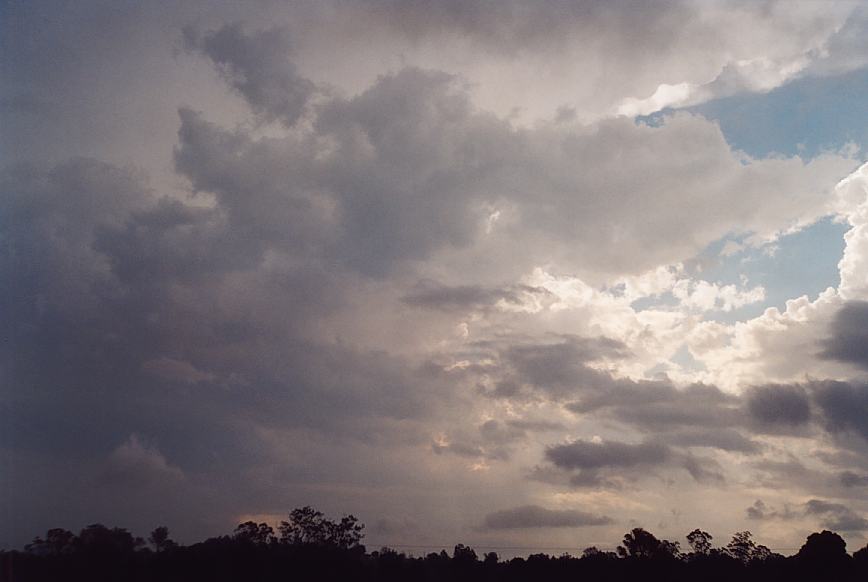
[3,0,868,555]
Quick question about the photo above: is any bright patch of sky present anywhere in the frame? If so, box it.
[639,66,868,159]
[688,67,868,159]
[635,66,868,325]
[629,218,848,324]
[689,217,848,323]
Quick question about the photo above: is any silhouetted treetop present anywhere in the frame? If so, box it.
[617,527,680,559]
[233,521,275,546]
[9,510,868,582]
[277,506,364,549]
[148,526,178,553]
[686,528,713,555]
[725,530,776,563]
[797,530,848,562]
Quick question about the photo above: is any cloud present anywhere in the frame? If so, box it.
[483,505,612,529]
[5,2,868,553]
[744,498,868,531]
[344,0,862,118]
[176,31,858,280]
[183,24,317,126]
[99,435,185,487]
[746,385,812,426]
[568,381,742,431]
[813,380,868,441]
[502,337,629,397]
[804,499,868,532]
[840,471,868,488]
[820,301,868,369]
[746,499,770,520]
[402,280,550,312]
[546,439,669,471]
[666,428,761,454]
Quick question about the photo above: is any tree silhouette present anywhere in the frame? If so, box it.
[25,528,76,556]
[797,530,848,563]
[148,526,178,553]
[452,543,478,563]
[76,524,144,554]
[10,511,868,582]
[617,527,680,559]
[278,506,364,548]
[725,530,773,563]
[233,521,275,546]
[686,528,713,555]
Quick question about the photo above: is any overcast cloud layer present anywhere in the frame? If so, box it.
[3,0,868,554]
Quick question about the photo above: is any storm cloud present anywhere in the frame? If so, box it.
[483,505,612,530]
[4,0,868,555]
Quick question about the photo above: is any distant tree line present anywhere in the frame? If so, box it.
[3,506,868,581]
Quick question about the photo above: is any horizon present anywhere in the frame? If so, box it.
[9,508,855,559]
[3,0,868,555]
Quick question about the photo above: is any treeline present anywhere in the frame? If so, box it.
[3,506,868,581]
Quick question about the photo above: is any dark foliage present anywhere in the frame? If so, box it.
[3,509,868,582]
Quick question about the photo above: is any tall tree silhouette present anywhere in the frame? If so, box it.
[617,528,680,559]
[686,528,713,555]
[278,506,364,548]
[148,526,178,553]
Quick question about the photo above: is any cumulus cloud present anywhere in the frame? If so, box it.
[99,435,185,487]
[333,0,862,120]
[183,24,317,126]
[483,505,612,529]
[804,499,868,532]
[176,29,859,280]
[813,380,868,441]
[5,0,868,553]
[745,498,868,532]
[820,301,868,369]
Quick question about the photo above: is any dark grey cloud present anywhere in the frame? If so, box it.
[745,499,797,521]
[3,2,867,554]
[840,471,868,488]
[681,453,725,484]
[363,0,691,55]
[746,499,769,520]
[804,499,868,532]
[570,382,743,431]
[173,66,499,277]
[0,153,456,547]
[542,437,729,487]
[746,384,811,426]
[546,439,669,470]
[813,380,868,440]
[479,419,527,444]
[483,505,612,530]
[183,24,317,126]
[744,498,868,531]
[175,23,857,280]
[557,371,763,454]
[820,301,868,370]
[503,337,630,397]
